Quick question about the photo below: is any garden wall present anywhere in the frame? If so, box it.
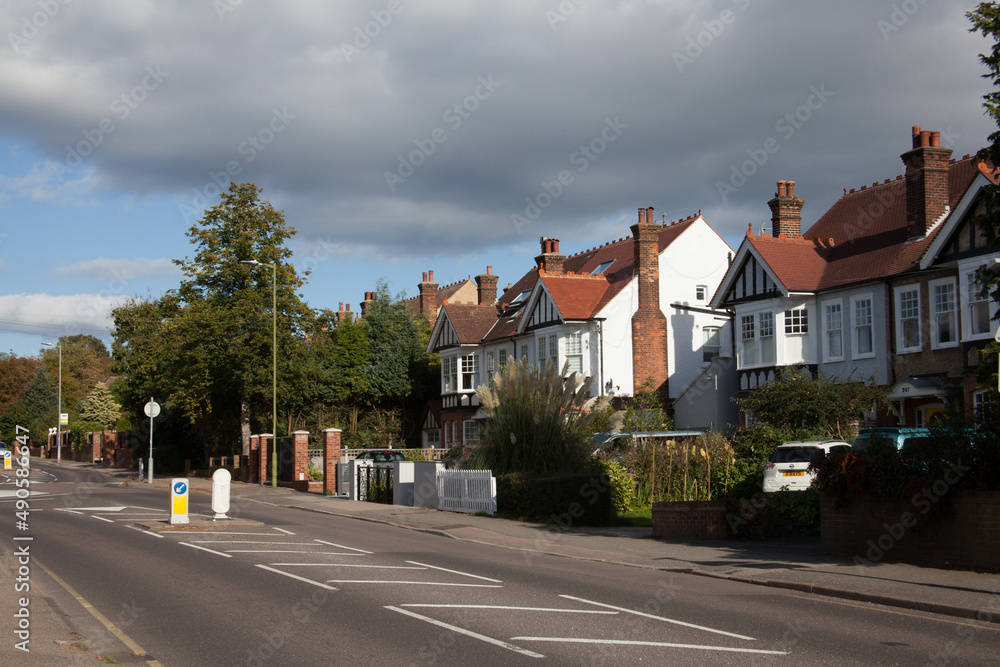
[652,500,727,540]
[820,492,1000,570]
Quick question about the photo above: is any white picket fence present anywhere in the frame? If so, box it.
[437,469,496,515]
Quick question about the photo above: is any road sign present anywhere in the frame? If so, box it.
[170,478,189,525]
[59,413,68,425]
[2,451,10,470]
[144,400,161,418]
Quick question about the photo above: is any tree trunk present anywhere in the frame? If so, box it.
[241,401,251,456]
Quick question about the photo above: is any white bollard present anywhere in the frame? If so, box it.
[212,468,232,520]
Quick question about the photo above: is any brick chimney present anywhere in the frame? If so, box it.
[336,302,353,324]
[629,206,669,400]
[475,266,499,305]
[535,237,566,274]
[418,270,439,318]
[360,291,374,318]
[767,180,804,237]
[902,126,952,239]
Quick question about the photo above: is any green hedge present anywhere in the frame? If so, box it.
[497,471,613,526]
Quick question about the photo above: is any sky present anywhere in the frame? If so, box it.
[0,0,996,359]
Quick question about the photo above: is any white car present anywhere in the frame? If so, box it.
[762,440,851,492]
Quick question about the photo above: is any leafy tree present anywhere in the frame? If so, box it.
[968,4,1000,389]
[0,353,39,416]
[0,365,57,445]
[79,382,121,430]
[361,281,425,405]
[736,367,886,442]
[41,335,113,417]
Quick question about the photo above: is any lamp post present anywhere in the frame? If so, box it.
[41,342,62,463]
[241,259,277,487]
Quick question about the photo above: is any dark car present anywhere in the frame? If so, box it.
[355,450,405,463]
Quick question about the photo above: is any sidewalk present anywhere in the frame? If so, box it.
[108,463,1000,624]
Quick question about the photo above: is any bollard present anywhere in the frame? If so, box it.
[212,468,232,520]
[170,478,189,525]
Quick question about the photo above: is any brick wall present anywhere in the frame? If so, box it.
[291,430,310,491]
[652,500,727,540]
[820,492,1000,570]
[323,428,341,495]
[631,207,669,399]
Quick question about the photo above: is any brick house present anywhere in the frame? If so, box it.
[712,125,999,426]
[427,208,736,448]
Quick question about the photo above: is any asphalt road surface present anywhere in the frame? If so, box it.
[1,460,998,666]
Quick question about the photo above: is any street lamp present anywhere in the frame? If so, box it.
[241,259,277,488]
[41,342,62,463]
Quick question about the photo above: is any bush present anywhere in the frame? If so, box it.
[726,489,821,538]
[496,470,613,526]
[592,459,632,514]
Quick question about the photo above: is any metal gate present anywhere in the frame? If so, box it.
[276,436,294,483]
[357,465,393,504]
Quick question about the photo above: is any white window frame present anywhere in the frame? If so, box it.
[537,336,547,369]
[973,389,993,425]
[929,278,958,350]
[498,347,508,370]
[784,307,808,335]
[963,266,993,339]
[822,299,844,362]
[442,356,458,393]
[895,285,922,354]
[740,314,756,368]
[851,294,875,360]
[565,332,583,374]
[696,285,708,301]
[759,311,775,365]
[703,326,721,363]
[460,353,479,390]
[463,420,481,446]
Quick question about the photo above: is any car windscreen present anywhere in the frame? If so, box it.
[770,447,819,463]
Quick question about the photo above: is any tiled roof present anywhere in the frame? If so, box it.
[440,302,498,344]
[405,277,474,317]
[478,215,702,343]
[744,157,983,292]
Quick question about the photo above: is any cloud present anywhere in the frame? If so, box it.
[0,293,127,338]
[52,257,179,280]
[0,160,100,206]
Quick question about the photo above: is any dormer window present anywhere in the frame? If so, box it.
[511,290,531,305]
[591,260,615,275]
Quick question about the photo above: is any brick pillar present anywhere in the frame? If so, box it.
[259,434,272,486]
[102,431,114,466]
[249,435,260,483]
[291,431,310,491]
[91,432,101,463]
[323,428,342,496]
[767,180,804,238]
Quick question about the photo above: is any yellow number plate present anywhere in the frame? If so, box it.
[782,471,805,477]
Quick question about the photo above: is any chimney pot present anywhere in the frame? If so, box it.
[787,180,795,197]
[487,265,493,275]
[429,270,434,281]
[777,180,786,197]
[638,208,645,225]
[920,130,931,147]
[931,131,940,147]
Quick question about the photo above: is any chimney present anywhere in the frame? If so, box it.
[629,206,669,401]
[360,291,374,318]
[337,301,353,324]
[767,180,803,237]
[535,237,566,273]
[418,269,439,318]
[902,125,952,239]
[475,266,499,305]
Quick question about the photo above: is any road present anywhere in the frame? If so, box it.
[1,460,998,665]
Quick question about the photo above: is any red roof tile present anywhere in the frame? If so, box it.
[743,158,983,292]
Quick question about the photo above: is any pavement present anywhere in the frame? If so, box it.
[8,459,999,666]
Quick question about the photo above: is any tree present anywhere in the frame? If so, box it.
[79,382,121,430]
[0,352,39,416]
[0,365,57,445]
[41,335,113,417]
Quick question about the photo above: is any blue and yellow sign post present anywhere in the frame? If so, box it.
[170,478,189,525]
[2,450,11,470]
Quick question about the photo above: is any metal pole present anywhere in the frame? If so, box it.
[149,397,154,484]
[271,263,277,488]
[56,344,62,464]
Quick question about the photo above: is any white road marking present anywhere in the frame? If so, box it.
[271,563,425,569]
[386,606,544,659]
[126,525,164,539]
[273,527,295,535]
[256,565,337,591]
[401,604,617,614]
[91,515,114,523]
[328,580,502,588]
[314,539,372,553]
[511,637,787,655]
[54,508,88,515]
[179,542,232,558]
[70,506,128,512]
[560,595,756,641]
[187,541,318,545]
[226,550,365,555]
[405,561,502,582]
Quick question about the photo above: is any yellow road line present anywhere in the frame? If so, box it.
[36,558,163,666]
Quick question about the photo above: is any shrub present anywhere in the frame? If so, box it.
[496,470,613,526]
[592,459,632,514]
[726,489,821,538]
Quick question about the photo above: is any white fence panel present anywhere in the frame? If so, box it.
[437,469,496,515]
